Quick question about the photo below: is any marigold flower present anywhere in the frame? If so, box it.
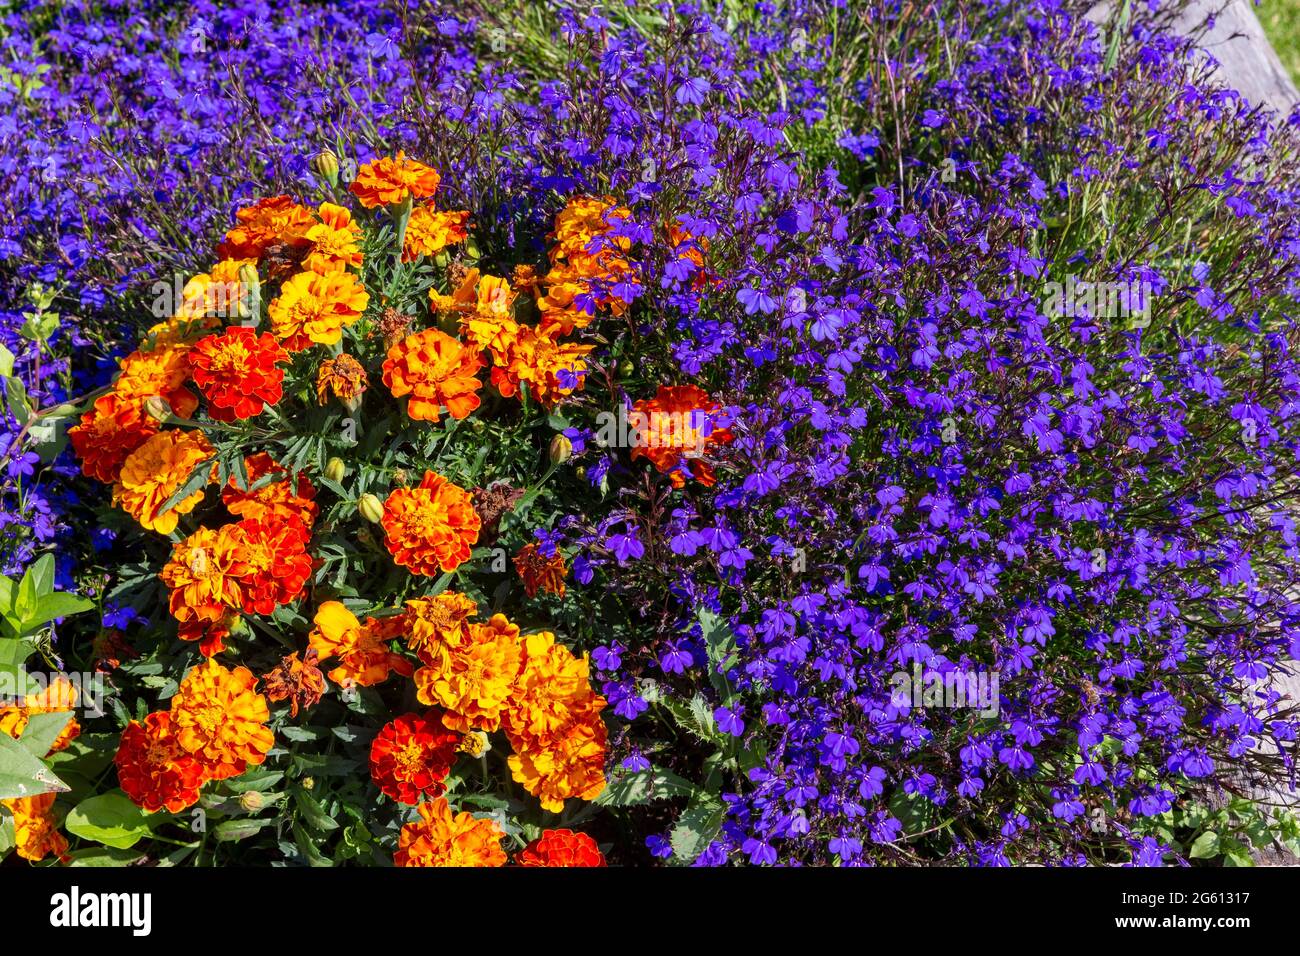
[382,328,485,422]
[507,717,608,812]
[269,268,369,351]
[503,632,604,748]
[2,793,70,862]
[68,391,159,483]
[222,452,319,530]
[513,543,567,598]
[160,524,249,656]
[315,353,369,406]
[350,151,441,208]
[403,206,469,261]
[403,591,478,663]
[304,202,364,272]
[430,267,481,317]
[517,829,606,867]
[394,797,506,867]
[490,324,593,407]
[112,430,214,534]
[169,659,274,781]
[113,344,199,419]
[189,326,289,421]
[381,471,480,576]
[307,601,414,687]
[414,613,522,733]
[260,649,326,718]
[0,676,81,754]
[629,384,733,488]
[114,711,209,813]
[216,195,315,260]
[370,711,461,804]
[233,516,313,616]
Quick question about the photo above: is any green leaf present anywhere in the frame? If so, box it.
[1188,830,1220,859]
[0,806,14,858]
[294,788,339,833]
[0,344,14,378]
[65,791,151,849]
[19,711,74,757]
[595,766,697,807]
[214,818,276,842]
[24,554,54,599]
[669,793,726,865]
[154,456,214,518]
[0,732,68,799]
[24,592,94,631]
[68,847,148,867]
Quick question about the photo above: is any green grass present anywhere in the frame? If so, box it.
[1258,0,1300,85]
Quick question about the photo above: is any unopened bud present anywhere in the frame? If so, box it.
[239,791,265,813]
[143,395,171,422]
[324,457,347,483]
[548,434,572,465]
[312,149,340,188]
[301,777,315,791]
[618,359,635,378]
[358,493,385,524]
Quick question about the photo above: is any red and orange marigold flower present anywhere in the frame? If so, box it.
[2,793,70,862]
[115,711,209,813]
[304,202,364,272]
[222,452,319,531]
[234,516,313,616]
[382,328,484,422]
[112,429,214,534]
[169,659,275,781]
[517,829,606,867]
[189,326,290,421]
[307,601,414,688]
[369,711,461,804]
[629,384,733,488]
[393,797,506,867]
[315,353,369,406]
[113,344,199,419]
[402,591,478,663]
[159,524,249,656]
[414,613,522,733]
[513,542,567,598]
[216,195,315,260]
[349,151,440,209]
[68,391,159,483]
[381,471,480,576]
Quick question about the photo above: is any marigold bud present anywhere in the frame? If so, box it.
[143,395,171,422]
[302,777,315,791]
[239,791,265,813]
[618,359,636,378]
[312,149,340,188]
[324,457,347,483]
[358,493,385,524]
[548,434,573,465]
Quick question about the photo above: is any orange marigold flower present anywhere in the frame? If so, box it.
[350,151,440,208]
[68,391,159,483]
[113,344,198,419]
[403,206,469,262]
[382,328,484,422]
[381,471,480,576]
[517,829,606,867]
[403,591,478,664]
[112,430,214,534]
[429,267,481,317]
[234,516,313,616]
[222,452,319,530]
[307,601,414,688]
[394,797,506,867]
[114,711,209,813]
[2,793,70,862]
[169,659,274,781]
[414,613,522,733]
[269,268,369,352]
[304,202,364,272]
[260,649,326,718]
[159,524,248,654]
[315,353,369,406]
[216,195,315,260]
[629,384,733,488]
[503,632,604,748]
[370,711,461,804]
[0,676,81,754]
[189,327,289,421]
[513,542,567,598]
[490,324,593,407]
[507,717,608,812]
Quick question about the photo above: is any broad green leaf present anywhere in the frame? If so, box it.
[68,847,147,866]
[0,732,68,799]
[0,807,13,857]
[294,788,339,833]
[65,791,151,849]
[19,711,73,757]
[214,818,276,843]
[595,766,697,806]
[0,344,13,378]
[1188,830,1219,859]
[24,554,54,599]
[669,793,726,865]
[25,592,94,631]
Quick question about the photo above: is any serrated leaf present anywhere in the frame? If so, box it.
[0,732,68,799]
[669,793,725,865]
[595,766,698,807]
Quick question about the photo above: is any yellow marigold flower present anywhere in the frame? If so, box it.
[349,151,441,209]
[394,797,506,867]
[112,430,214,534]
[490,324,594,407]
[403,206,469,262]
[305,202,364,272]
[2,793,69,862]
[503,632,605,747]
[507,717,608,813]
[382,328,485,422]
[403,591,478,663]
[414,613,522,732]
[159,525,249,653]
[315,352,369,406]
[168,659,275,781]
[381,471,481,576]
[114,344,199,419]
[0,676,81,754]
[269,268,369,352]
[307,601,414,688]
[429,267,480,317]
